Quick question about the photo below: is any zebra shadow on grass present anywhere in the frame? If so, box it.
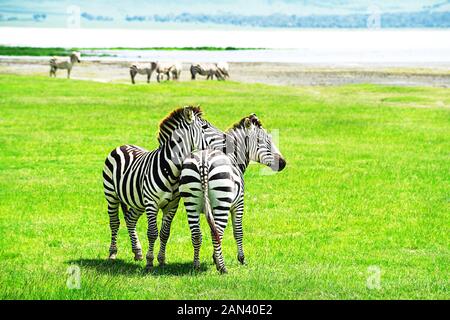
[67,259,208,277]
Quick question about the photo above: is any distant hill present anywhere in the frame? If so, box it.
[0,0,449,28]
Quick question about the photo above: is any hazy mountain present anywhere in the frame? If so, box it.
[0,0,449,28]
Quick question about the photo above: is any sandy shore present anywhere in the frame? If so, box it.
[1,57,449,87]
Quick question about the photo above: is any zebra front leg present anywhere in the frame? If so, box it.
[231,205,245,264]
[107,200,120,260]
[124,207,144,261]
[145,203,159,271]
[130,70,136,84]
[157,203,178,266]
[147,73,151,83]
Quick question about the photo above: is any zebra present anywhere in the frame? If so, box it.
[154,62,182,82]
[190,63,225,81]
[103,106,225,270]
[129,62,182,84]
[129,63,154,84]
[216,62,230,79]
[49,51,81,78]
[179,114,286,273]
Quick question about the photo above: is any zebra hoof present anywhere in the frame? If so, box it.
[108,253,117,260]
[144,264,154,273]
[158,258,166,266]
[218,267,228,274]
[193,261,200,271]
[238,255,246,265]
[134,254,143,261]
[133,250,143,261]
[212,254,217,264]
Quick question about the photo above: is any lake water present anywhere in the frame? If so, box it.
[1,27,450,66]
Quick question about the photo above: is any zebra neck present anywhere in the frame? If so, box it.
[160,142,186,175]
[225,131,249,175]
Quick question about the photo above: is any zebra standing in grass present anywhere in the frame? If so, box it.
[129,63,154,84]
[103,106,225,270]
[49,51,81,78]
[190,63,225,80]
[154,62,182,82]
[179,114,286,273]
[130,62,182,84]
[216,62,230,79]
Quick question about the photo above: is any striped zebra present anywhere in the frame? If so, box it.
[49,51,81,79]
[103,106,224,270]
[216,62,230,79]
[129,62,182,84]
[179,114,286,273]
[190,63,225,81]
[129,63,154,84]
[155,62,182,82]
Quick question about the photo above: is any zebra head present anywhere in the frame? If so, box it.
[243,114,286,172]
[71,51,81,63]
[159,106,223,168]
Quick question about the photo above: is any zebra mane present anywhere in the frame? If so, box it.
[157,106,203,145]
[230,113,262,131]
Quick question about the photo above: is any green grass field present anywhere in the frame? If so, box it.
[0,74,448,299]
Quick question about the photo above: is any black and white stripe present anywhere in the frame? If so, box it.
[179,114,286,273]
[129,63,154,84]
[190,63,225,81]
[49,52,81,79]
[103,106,224,270]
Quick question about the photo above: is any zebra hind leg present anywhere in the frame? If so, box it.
[107,200,120,260]
[231,206,245,264]
[124,206,144,261]
[211,209,229,274]
[187,209,202,270]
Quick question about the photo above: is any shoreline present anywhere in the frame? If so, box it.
[1,57,449,87]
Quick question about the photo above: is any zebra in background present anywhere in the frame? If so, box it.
[180,114,286,273]
[103,106,225,270]
[49,51,81,78]
[129,63,154,84]
[216,62,230,79]
[190,63,225,80]
[154,62,182,82]
[129,62,182,84]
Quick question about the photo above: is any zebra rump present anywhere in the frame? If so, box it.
[180,149,236,273]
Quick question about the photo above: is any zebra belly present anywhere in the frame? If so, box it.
[136,69,151,75]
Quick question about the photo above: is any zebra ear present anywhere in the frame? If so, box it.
[244,117,252,130]
[183,107,194,123]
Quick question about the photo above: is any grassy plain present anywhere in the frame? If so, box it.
[0,74,448,299]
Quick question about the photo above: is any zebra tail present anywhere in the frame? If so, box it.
[201,167,221,245]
